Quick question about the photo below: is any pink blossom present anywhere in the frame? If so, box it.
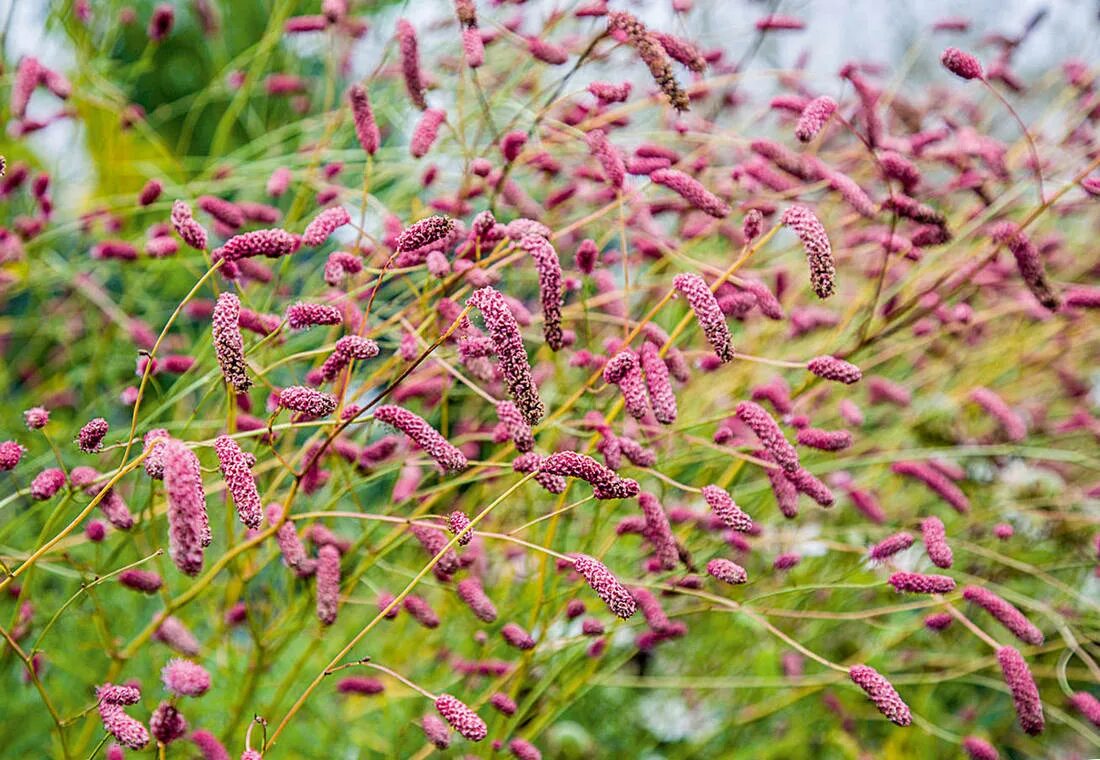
[212,293,252,392]
[396,19,426,109]
[302,206,350,247]
[434,693,487,741]
[279,386,338,417]
[410,108,446,158]
[674,273,733,362]
[373,405,467,471]
[997,646,1044,734]
[163,439,209,575]
[849,665,911,726]
[651,168,730,218]
[572,554,636,618]
[162,658,211,697]
[888,571,956,594]
[781,205,835,299]
[467,286,544,424]
[921,516,953,568]
[213,435,262,529]
[963,586,1044,646]
[795,96,837,142]
[316,544,341,625]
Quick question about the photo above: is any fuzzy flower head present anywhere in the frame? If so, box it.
[673,273,734,362]
[807,355,862,384]
[467,286,544,424]
[651,168,730,218]
[795,96,837,142]
[540,451,639,499]
[735,401,799,471]
[24,406,49,430]
[849,665,911,726]
[213,435,262,529]
[348,84,380,155]
[572,553,637,618]
[434,694,487,741]
[519,234,564,351]
[373,405,467,472]
[279,386,338,418]
[212,293,252,392]
[163,439,210,575]
[997,646,1044,735]
[888,571,956,594]
[782,205,835,299]
[171,200,208,250]
[707,557,747,584]
[77,417,109,453]
[302,206,350,247]
[702,484,752,531]
[162,658,211,697]
[941,47,983,80]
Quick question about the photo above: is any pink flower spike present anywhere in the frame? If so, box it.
[213,435,262,529]
[348,84,380,155]
[807,355,862,384]
[735,401,799,471]
[941,47,984,80]
[707,557,747,584]
[434,693,487,741]
[921,516,953,568]
[702,484,752,531]
[396,19,426,109]
[163,439,209,575]
[410,108,446,158]
[467,286,544,424]
[540,451,639,499]
[373,405,467,472]
[519,234,564,350]
[162,658,211,697]
[650,168,730,218]
[781,205,835,299]
[963,585,1044,646]
[302,206,350,247]
[278,386,338,417]
[849,665,911,726]
[674,273,734,362]
[888,571,956,594]
[212,293,252,392]
[997,646,1044,734]
[316,543,341,625]
[869,532,913,562]
[795,96,837,142]
[286,302,343,330]
[77,417,109,453]
[638,340,677,424]
[572,553,636,618]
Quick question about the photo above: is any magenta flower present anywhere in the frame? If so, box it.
[403,594,439,628]
[540,451,639,499]
[888,571,956,594]
[396,19,426,109]
[77,417,109,453]
[0,441,24,471]
[706,557,747,585]
[348,84,380,155]
[213,435,262,529]
[891,460,969,513]
[396,215,455,254]
[806,355,862,384]
[1068,691,1100,728]
[796,428,852,451]
[97,683,149,749]
[494,401,534,453]
[456,577,497,622]
[702,485,752,531]
[519,234,564,351]
[171,200,208,250]
[286,302,343,330]
[462,27,485,68]
[962,737,1000,760]
[588,81,632,102]
[434,693,487,741]
[422,713,450,749]
[212,293,252,392]
[607,12,689,111]
[651,168,730,218]
[795,96,837,142]
[266,503,309,572]
[868,532,914,561]
[162,658,211,697]
[968,387,1027,441]
[490,692,517,715]
[409,523,459,578]
[190,729,230,759]
[784,467,835,507]
[302,206,350,247]
[163,439,210,575]
[149,702,188,744]
[990,221,1059,309]
[23,406,49,430]
[373,405,467,471]
[502,622,536,650]
[638,492,678,570]
[513,452,567,493]
[638,341,677,424]
[941,47,984,80]
[119,568,163,593]
[603,350,649,421]
[586,129,625,188]
[848,665,911,726]
[316,544,341,625]
[997,646,1044,734]
[573,554,636,618]
[921,516,953,568]
[527,35,569,65]
[410,108,446,158]
[736,401,799,471]
[962,586,1044,646]
[319,335,379,382]
[30,467,65,500]
[153,615,201,656]
[337,677,384,695]
[216,228,299,261]
[673,273,734,362]
[509,738,542,760]
[279,386,338,417]
[781,205,835,299]
[467,286,544,424]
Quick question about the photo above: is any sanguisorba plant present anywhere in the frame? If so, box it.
[1,1,1099,757]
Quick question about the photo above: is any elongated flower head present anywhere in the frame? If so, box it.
[782,205,835,299]
[519,234,564,350]
[316,544,341,625]
[212,293,252,392]
[302,206,350,247]
[997,646,1044,734]
[638,340,677,424]
[674,273,734,362]
[540,451,639,499]
[572,553,636,618]
[795,96,837,142]
[171,200,208,250]
[849,665,911,726]
[216,228,299,261]
[702,485,752,531]
[963,585,1044,645]
[348,84,380,155]
[807,355,862,384]
[373,404,467,471]
[942,47,983,80]
[651,168,730,218]
[396,215,455,253]
[213,435,262,529]
[736,401,799,471]
[467,286,544,424]
[869,532,913,561]
[434,693,487,741]
[163,439,209,575]
[888,571,956,594]
[119,568,163,593]
[962,737,1000,760]
[921,516,953,568]
[707,557,747,584]
[150,702,188,744]
[97,683,149,749]
[30,467,65,500]
[279,386,338,417]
